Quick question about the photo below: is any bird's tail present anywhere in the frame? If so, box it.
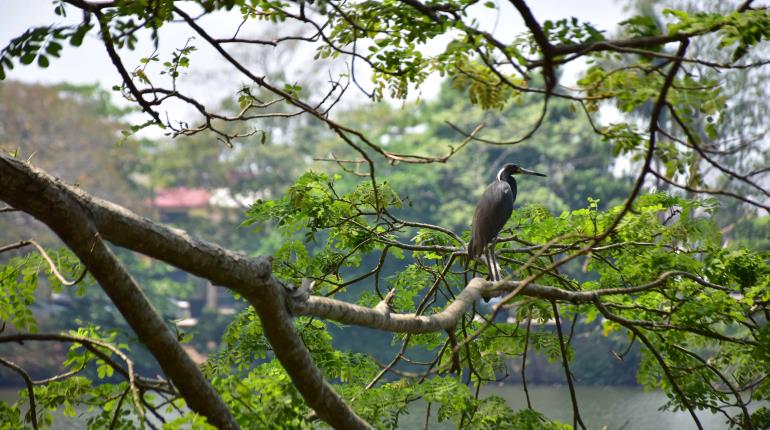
[467,237,482,261]
[465,237,484,276]
[466,238,501,284]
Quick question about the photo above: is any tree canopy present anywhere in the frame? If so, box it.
[1,1,769,429]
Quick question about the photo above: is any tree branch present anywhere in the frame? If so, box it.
[94,12,161,124]
[0,154,370,430]
[594,300,703,430]
[509,0,555,92]
[0,356,38,429]
[293,277,487,333]
[0,156,237,430]
[0,333,168,419]
[551,302,586,430]
[0,239,87,286]
[291,271,735,334]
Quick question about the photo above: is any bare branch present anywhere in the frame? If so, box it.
[0,332,176,421]
[649,168,770,213]
[665,103,770,198]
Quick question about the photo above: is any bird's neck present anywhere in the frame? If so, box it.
[501,174,517,194]
[501,174,518,202]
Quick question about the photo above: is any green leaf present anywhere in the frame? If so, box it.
[19,53,36,65]
[46,41,62,57]
[69,25,92,47]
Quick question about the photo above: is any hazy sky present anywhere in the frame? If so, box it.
[0,1,629,119]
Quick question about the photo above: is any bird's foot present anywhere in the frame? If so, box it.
[288,279,313,302]
[375,289,396,316]
[283,279,313,317]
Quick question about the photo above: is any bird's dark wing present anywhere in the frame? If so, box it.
[468,181,514,259]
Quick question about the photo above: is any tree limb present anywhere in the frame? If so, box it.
[0,156,236,429]
[509,0,556,92]
[291,271,735,334]
[0,154,370,430]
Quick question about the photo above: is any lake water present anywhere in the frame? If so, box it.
[455,385,735,429]
[0,385,753,429]
[398,385,750,429]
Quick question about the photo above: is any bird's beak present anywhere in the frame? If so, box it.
[519,167,546,177]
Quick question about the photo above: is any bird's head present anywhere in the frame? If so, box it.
[497,163,547,181]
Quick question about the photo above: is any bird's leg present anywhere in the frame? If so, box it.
[485,244,500,282]
[492,237,508,281]
[490,238,501,282]
[483,246,494,281]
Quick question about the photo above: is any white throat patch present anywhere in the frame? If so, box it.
[496,167,506,181]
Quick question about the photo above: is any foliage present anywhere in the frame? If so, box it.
[243,167,769,427]
[205,315,379,428]
[0,21,90,79]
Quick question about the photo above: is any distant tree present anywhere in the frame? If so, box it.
[618,0,770,251]
[0,82,144,243]
[0,82,235,378]
[1,1,769,430]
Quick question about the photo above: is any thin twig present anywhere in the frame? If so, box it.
[0,357,38,430]
[551,301,586,430]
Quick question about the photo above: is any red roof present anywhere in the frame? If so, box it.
[150,188,210,209]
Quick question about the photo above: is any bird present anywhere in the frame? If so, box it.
[468,163,546,281]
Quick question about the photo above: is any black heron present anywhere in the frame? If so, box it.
[468,163,546,281]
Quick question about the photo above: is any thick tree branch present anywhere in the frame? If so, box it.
[0,157,238,430]
[294,278,487,333]
[291,271,735,334]
[0,154,370,430]
[237,283,372,429]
